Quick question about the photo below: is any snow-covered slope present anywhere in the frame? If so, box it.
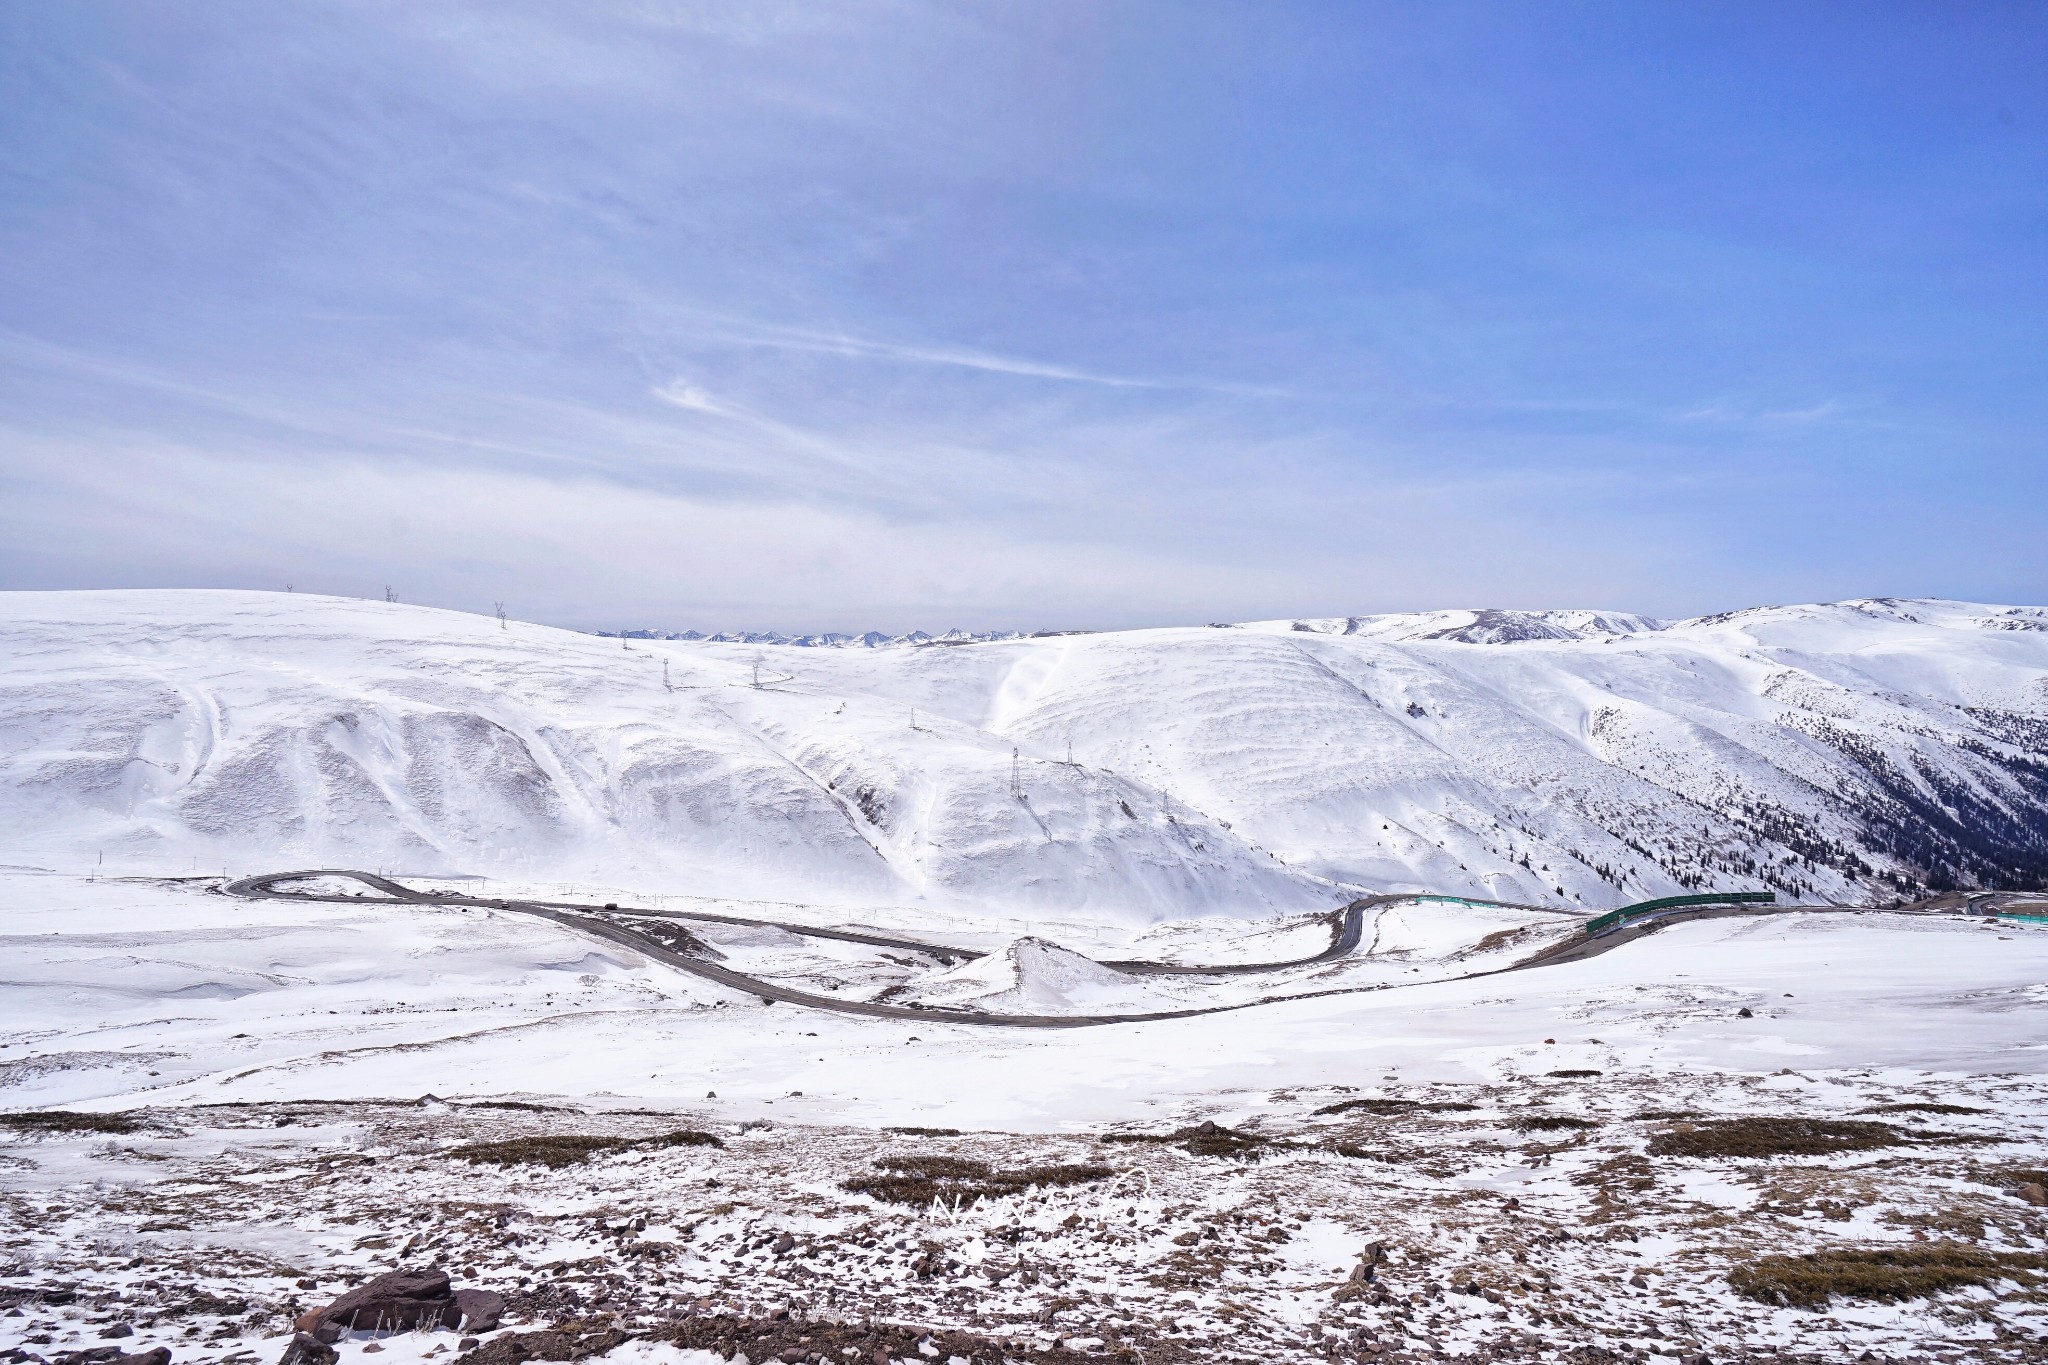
[2,591,2044,916]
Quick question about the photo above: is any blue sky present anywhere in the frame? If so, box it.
[2,2,2043,631]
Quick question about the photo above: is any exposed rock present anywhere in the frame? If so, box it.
[277,1334,338,1365]
[2016,1182,2047,1206]
[1333,1241,1386,1303]
[294,1269,503,1344]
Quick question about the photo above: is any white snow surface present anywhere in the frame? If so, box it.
[3,590,2047,920]
[896,936,1178,1014]
[3,871,2045,1126]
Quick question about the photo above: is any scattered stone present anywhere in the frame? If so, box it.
[55,1351,170,1365]
[455,1325,627,1365]
[2016,1182,2047,1206]
[98,1328,132,1341]
[1737,1007,1754,1018]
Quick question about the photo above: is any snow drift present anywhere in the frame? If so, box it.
[895,936,1177,1015]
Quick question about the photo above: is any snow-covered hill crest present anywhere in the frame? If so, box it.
[1,591,2044,916]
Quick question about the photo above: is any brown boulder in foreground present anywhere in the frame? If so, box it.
[294,1269,504,1344]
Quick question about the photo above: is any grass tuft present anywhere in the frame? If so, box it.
[1647,1117,1903,1159]
[448,1128,722,1168]
[1102,1120,1275,1157]
[1313,1098,1479,1117]
[1513,1113,1598,1131]
[1729,1242,2046,1309]
[0,1111,140,1135]
[844,1154,1111,1205]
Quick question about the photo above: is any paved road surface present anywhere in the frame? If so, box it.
[218,870,1898,1029]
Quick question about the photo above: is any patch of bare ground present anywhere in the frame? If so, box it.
[1313,1098,1479,1116]
[448,1130,722,1168]
[842,1154,1112,1206]
[1647,1116,1908,1158]
[0,1111,140,1135]
[1100,1119,1275,1157]
[1729,1242,2048,1309]
[1512,1114,1599,1133]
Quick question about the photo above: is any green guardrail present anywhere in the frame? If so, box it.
[1584,891,1777,937]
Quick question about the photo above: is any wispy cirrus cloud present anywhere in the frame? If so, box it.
[1,1,2042,625]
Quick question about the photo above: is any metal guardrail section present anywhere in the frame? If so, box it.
[1583,890,1777,937]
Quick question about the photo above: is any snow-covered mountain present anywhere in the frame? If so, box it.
[2,591,2044,917]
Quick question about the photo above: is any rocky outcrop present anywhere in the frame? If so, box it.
[293,1269,503,1343]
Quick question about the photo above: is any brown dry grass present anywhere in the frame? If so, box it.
[0,1111,140,1135]
[1312,1098,1478,1117]
[1102,1120,1276,1157]
[843,1153,1112,1205]
[1513,1114,1598,1132]
[1647,1117,1903,1158]
[1729,1242,2046,1309]
[448,1129,722,1168]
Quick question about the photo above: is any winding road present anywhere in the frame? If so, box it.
[219,870,1887,1030]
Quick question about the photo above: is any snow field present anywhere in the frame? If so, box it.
[6,591,2046,921]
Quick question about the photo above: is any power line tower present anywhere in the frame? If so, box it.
[493,601,507,630]
[384,586,396,603]
[662,659,672,691]
[1010,747,1023,800]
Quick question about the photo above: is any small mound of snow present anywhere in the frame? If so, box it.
[268,874,391,898]
[900,937,1173,1015]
